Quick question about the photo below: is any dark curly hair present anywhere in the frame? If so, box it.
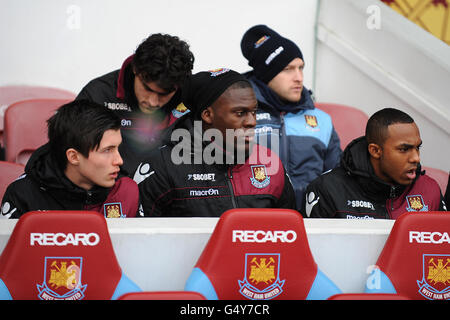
[132,33,195,92]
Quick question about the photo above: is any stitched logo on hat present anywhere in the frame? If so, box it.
[265,46,284,65]
[209,68,231,77]
[255,35,271,48]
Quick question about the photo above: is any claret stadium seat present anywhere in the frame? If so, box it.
[184,208,341,300]
[4,98,72,165]
[0,86,75,105]
[314,102,369,150]
[365,212,450,300]
[0,211,141,300]
[118,291,206,300]
[422,166,448,194]
[0,161,24,201]
[0,85,75,146]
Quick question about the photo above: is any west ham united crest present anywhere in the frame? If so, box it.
[104,202,124,218]
[171,102,190,118]
[238,253,285,300]
[37,257,87,300]
[250,165,271,189]
[304,115,318,129]
[417,254,450,300]
[406,195,429,212]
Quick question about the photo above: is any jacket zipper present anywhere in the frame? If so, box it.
[279,112,289,166]
[84,190,93,209]
[386,186,396,219]
[225,168,237,208]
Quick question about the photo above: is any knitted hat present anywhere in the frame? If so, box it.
[183,68,249,119]
[241,25,303,84]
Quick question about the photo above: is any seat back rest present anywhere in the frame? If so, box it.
[0,86,75,146]
[4,99,72,165]
[422,167,448,194]
[365,212,450,300]
[0,161,24,201]
[314,102,368,150]
[185,208,341,300]
[0,211,140,300]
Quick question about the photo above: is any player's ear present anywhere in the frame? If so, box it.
[201,106,214,125]
[66,148,81,166]
[368,143,382,160]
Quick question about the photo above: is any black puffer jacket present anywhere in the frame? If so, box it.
[136,116,297,217]
[76,55,189,176]
[1,144,139,219]
[302,137,445,219]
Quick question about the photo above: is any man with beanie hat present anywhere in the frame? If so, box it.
[136,68,296,217]
[241,25,342,210]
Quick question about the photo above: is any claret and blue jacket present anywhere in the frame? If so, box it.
[247,75,342,209]
[135,116,297,217]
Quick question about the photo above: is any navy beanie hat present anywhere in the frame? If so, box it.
[183,68,250,119]
[241,25,303,84]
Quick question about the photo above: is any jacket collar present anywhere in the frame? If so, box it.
[26,143,110,204]
[341,137,421,200]
[247,74,315,113]
[116,55,134,100]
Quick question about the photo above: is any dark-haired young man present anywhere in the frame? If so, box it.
[240,25,341,210]
[302,108,446,219]
[1,100,139,219]
[137,69,296,217]
[76,33,195,176]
